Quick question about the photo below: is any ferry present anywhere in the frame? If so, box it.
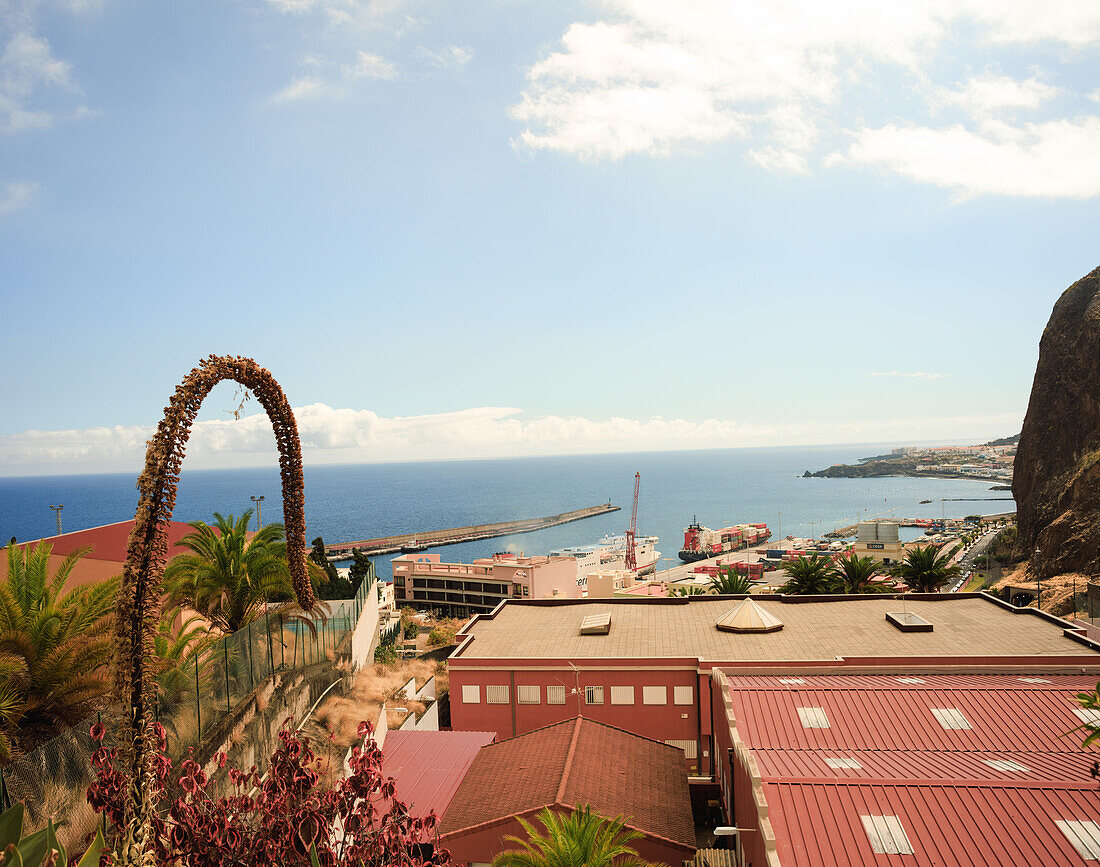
[550,534,661,585]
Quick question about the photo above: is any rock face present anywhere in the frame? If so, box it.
[1014,266,1100,578]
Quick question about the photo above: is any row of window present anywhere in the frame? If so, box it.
[460,684,694,706]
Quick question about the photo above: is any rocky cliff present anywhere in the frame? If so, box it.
[1013,266,1100,578]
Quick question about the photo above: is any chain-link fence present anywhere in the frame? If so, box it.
[0,563,377,846]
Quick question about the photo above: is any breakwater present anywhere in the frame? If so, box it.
[326,503,621,559]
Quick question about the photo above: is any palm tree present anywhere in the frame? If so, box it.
[708,567,754,595]
[492,805,656,867]
[668,584,706,597]
[891,544,961,593]
[165,511,322,635]
[833,553,892,593]
[780,552,838,595]
[0,542,117,752]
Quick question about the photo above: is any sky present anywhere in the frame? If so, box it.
[0,0,1097,475]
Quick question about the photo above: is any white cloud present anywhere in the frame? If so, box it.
[0,31,83,132]
[0,402,1020,475]
[512,0,1100,197]
[271,51,396,101]
[938,74,1059,114]
[836,117,1100,198]
[414,45,472,71]
[0,179,38,216]
[869,370,951,380]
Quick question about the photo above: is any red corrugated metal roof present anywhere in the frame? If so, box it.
[765,781,1100,866]
[724,674,1099,752]
[438,716,695,849]
[382,730,496,829]
[751,748,1095,785]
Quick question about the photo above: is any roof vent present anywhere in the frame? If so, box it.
[861,815,914,855]
[579,613,611,635]
[716,598,783,633]
[886,611,933,632]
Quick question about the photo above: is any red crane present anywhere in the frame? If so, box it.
[625,471,640,572]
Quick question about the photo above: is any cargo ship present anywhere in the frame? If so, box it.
[678,519,770,563]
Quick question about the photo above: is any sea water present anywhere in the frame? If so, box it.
[0,445,1014,580]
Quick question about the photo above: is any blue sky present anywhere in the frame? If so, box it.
[0,0,1097,474]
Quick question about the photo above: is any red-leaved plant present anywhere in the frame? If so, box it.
[86,720,449,866]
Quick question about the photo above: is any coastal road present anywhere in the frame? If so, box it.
[949,528,1001,592]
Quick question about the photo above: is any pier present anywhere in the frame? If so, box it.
[825,510,1017,539]
[325,503,621,559]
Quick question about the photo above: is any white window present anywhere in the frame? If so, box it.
[461,684,480,704]
[547,685,566,705]
[610,686,635,705]
[642,686,667,705]
[861,815,914,855]
[931,708,971,730]
[517,685,540,705]
[1056,820,1100,860]
[665,739,698,759]
[584,685,604,705]
[983,759,1029,773]
[824,757,862,769]
[1075,708,1100,726]
[797,707,830,729]
[673,686,693,705]
[486,685,509,704]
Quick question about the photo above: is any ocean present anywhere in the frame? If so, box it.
[0,445,1014,580]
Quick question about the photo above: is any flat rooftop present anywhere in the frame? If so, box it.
[452,595,1100,665]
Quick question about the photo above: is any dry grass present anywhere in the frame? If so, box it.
[993,562,1092,619]
[315,659,443,748]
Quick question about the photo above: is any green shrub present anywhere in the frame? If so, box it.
[404,622,421,639]
[374,643,397,665]
[0,802,103,866]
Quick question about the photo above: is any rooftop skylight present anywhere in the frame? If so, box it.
[931,707,972,730]
[778,677,805,684]
[1074,708,1100,726]
[983,758,1029,773]
[824,757,862,769]
[861,815,914,855]
[1056,820,1100,860]
[797,707,830,729]
[886,611,933,632]
[1019,676,1051,684]
[896,677,926,684]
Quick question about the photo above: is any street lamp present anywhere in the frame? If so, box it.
[809,522,818,541]
[250,496,265,531]
[1034,546,1041,611]
[48,504,63,536]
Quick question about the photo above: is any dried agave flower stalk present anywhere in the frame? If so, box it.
[114,355,313,865]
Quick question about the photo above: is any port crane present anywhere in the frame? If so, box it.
[625,471,640,572]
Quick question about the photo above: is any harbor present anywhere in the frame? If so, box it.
[324,503,620,559]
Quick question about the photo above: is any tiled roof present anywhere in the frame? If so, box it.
[453,596,1100,664]
[382,730,496,832]
[15,519,197,563]
[438,716,695,849]
[723,673,1099,752]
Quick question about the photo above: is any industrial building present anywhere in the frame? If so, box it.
[448,594,1100,780]
[851,520,905,564]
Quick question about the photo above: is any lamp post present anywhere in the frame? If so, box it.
[1034,545,1041,611]
[809,521,818,541]
[250,495,265,531]
[48,504,63,536]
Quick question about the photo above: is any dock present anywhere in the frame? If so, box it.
[825,510,1017,539]
[325,503,621,559]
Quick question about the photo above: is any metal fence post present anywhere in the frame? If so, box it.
[195,655,202,738]
[247,620,256,690]
[266,613,276,675]
[224,640,231,712]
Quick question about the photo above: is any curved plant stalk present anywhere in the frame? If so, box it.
[114,355,313,865]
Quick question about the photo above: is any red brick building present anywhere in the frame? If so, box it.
[448,594,1100,778]
[437,717,696,867]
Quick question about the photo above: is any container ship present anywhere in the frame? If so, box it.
[678,520,770,563]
